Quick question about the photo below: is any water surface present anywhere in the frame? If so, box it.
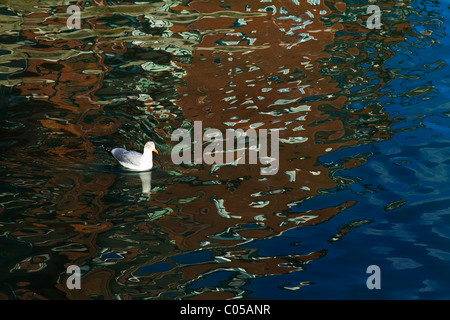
[0,0,449,299]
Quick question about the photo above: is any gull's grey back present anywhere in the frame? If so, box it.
[111,148,143,167]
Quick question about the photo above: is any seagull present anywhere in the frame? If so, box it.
[103,141,158,171]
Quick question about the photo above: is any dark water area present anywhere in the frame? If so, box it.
[0,0,449,300]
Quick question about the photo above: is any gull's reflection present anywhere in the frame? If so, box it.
[138,170,152,196]
[99,166,153,198]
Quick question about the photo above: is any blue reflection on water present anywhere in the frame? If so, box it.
[171,250,212,264]
[188,271,235,290]
[243,0,450,299]
[137,262,172,275]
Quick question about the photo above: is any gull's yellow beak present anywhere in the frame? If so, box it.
[153,148,158,154]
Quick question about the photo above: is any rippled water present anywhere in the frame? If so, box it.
[0,0,449,300]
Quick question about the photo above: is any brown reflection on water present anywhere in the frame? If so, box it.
[0,0,406,299]
[141,0,394,298]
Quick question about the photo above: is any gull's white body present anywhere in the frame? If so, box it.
[109,141,157,171]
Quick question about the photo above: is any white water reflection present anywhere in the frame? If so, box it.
[138,171,152,196]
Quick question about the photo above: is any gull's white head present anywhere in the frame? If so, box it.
[144,141,158,154]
